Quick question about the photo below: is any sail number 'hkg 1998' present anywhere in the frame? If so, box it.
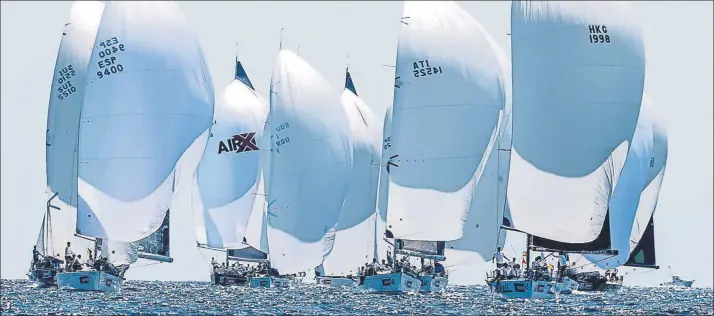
[96,37,126,79]
[412,60,442,78]
[588,24,610,44]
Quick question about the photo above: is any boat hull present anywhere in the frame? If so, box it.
[248,276,290,288]
[361,272,421,293]
[419,275,448,292]
[489,279,562,299]
[315,276,358,287]
[29,268,58,287]
[56,271,123,293]
[211,272,248,286]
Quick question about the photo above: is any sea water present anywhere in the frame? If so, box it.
[1,279,712,315]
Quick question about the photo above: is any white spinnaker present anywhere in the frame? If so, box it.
[192,70,268,249]
[101,240,138,265]
[76,1,214,242]
[582,95,655,268]
[386,1,506,242]
[322,73,381,276]
[266,49,353,274]
[41,1,105,260]
[375,106,393,259]
[508,1,645,243]
[627,95,667,256]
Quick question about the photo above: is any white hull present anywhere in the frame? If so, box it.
[248,276,290,288]
[316,276,358,287]
[56,271,123,293]
[662,277,694,288]
[489,279,562,299]
[419,275,448,292]
[361,273,421,293]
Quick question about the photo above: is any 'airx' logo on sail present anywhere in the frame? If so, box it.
[218,132,259,154]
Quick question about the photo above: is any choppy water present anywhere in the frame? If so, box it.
[1,279,712,315]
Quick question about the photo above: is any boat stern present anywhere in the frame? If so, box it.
[419,275,448,293]
[56,271,123,293]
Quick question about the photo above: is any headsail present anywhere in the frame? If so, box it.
[322,69,382,276]
[266,49,353,274]
[192,57,268,250]
[508,1,645,252]
[386,1,506,242]
[75,2,214,245]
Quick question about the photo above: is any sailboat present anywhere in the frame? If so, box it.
[31,0,106,288]
[55,1,214,292]
[192,54,269,286]
[264,48,353,285]
[577,95,669,291]
[369,0,508,294]
[316,69,381,287]
[494,1,646,299]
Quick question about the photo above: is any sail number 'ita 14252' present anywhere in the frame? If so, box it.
[56,65,77,100]
[588,24,610,44]
[412,59,442,78]
[96,37,126,79]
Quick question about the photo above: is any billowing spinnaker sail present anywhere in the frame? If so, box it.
[76,1,214,242]
[40,1,104,260]
[626,97,667,267]
[322,70,382,276]
[193,59,268,249]
[583,97,655,268]
[46,1,105,207]
[266,49,353,274]
[386,1,506,242]
[375,106,393,259]
[508,1,645,247]
[100,239,138,265]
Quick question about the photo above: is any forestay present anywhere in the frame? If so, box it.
[508,1,646,249]
[41,1,105,259]
[76,1,214,242]
[322,70,382,276]
[192,58,268,250]
[266,49,353,274]
[386,1,506,242]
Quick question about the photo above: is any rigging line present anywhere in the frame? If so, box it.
[574,254,616,270]
[132,261,162,269]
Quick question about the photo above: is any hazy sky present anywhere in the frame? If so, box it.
[1,1,712,287]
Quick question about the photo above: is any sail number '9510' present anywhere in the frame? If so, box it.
[96,37,126,79]
[412,60,442,78]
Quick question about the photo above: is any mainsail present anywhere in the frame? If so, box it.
[507,1,646,253]
[386,0,506,254]
[192,57,268,252]
[75,1,214,255]
[266,49,353,274]
[375,106,393,259]
[322,69,382,276]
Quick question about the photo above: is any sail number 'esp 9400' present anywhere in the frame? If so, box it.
[412,60,442,78]
[588,25,610,44]
[96,37,126,79]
